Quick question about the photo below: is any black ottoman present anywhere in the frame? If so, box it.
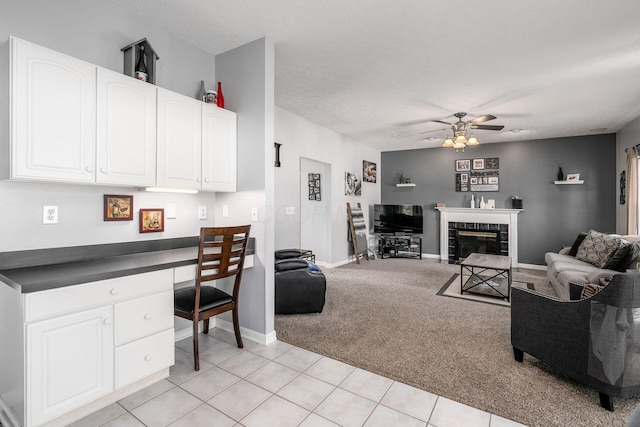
[275,258,326,314]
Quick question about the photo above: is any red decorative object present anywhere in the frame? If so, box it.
[216,81,224,108]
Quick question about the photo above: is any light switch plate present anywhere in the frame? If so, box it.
[198,206,207,220]
[166,203,177,219]
[285,206,295,215]
[222,204,229,217]
[251,207,259,222]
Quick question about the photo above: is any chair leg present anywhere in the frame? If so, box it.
[192,319,200,371]
[232,308,243,348]
[599,392,614,411]
[203,318,209,334]
[513,347,524,362]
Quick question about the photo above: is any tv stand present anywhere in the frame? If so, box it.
[379,235,422,259]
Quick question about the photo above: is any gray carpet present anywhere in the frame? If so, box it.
[275,258,640,427]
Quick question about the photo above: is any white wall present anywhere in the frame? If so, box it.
[300,158,332,263]
[275,107,381,265]
[0,0,218,251]
[616,116,640,233]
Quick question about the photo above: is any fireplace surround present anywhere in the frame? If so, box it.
[436,207,521,266]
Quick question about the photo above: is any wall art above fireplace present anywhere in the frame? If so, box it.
[455,157,499,192]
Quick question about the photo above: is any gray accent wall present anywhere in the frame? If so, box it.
[381,134,616,265]
[214,38,275,338]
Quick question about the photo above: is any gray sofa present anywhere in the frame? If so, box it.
[546,233,640,299]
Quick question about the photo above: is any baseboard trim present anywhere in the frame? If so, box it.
[174,320,276,346]
[517,262,546,271]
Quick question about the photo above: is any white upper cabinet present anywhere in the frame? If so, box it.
[202,104,237,192]
[96,68,156,186]
[9,37,96,183]
[156,88,202,190]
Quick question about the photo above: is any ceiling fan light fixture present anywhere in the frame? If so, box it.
[442,136,454,147]
[454,134,467,144]
[466,135,479,145]
[453,140,466,150]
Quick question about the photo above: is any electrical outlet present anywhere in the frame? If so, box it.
[198,206,207,220]
[43,206,58,224]
[285,206,295,215]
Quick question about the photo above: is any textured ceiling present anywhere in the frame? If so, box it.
[108,0,640,152]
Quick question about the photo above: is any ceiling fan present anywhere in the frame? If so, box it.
[422,112,504,151]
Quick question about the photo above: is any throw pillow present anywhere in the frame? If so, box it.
[568,232,588,257]
[575,230,623,269]
[605,241,640,272]
[580,283,604,299]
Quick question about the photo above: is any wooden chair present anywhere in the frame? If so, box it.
[174,225,251,370]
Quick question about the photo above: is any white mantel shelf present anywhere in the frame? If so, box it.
[435,207,522,266]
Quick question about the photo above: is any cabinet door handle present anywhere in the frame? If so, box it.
[100,168,106,174]
[103,318,112,325]
[204,178,209,183]
[144,313,152,320]
[86,166,94,173]
[144,354,152,361]
[110,289,118,296]
[196,177,202,183]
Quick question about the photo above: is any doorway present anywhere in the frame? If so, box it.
[300,158,332,264]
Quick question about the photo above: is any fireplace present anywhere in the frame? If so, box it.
[436,207,521,266]
[455,229,500,261]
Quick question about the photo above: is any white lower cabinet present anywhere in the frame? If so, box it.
[22,270,174,427]
[27,306,114,427]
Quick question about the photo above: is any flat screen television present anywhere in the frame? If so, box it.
[373,204,424,235]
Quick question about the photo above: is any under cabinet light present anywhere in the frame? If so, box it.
[142,187,199,194]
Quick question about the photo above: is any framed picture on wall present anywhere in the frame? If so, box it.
[103,194,133,221]
[485,157,499,170]
[139,208,164,233]
[363,160,377,183]
[473,158,485,170]
[455,159,471,172]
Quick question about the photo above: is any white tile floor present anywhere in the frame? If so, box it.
[69,329,527,427]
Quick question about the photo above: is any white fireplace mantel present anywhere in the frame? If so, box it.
[435,207,522,266]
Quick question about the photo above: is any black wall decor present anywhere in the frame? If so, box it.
[274,142,282,167]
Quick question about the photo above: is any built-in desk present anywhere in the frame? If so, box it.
[0,237,254,427]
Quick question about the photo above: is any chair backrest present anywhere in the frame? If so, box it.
[196,225,251,299]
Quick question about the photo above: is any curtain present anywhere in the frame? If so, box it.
[627,147,639,234]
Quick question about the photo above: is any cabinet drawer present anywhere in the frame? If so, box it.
[115,291,174,345]
[25,269,173,322]
[115,329,175,389]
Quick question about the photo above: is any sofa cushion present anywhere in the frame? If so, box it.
[575,230,623,268]
[548,260,598,280]
[568,232,588,257]
[585,268,617,284]
[556,269,593,288]
[605,241,640,272]
[545,251,588,266]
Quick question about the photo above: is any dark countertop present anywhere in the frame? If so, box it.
[0,237,256,294]
[0,247,199,293]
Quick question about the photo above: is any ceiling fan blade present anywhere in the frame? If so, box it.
[468,115,497,124]
[431,120,453,126]
[418,128,447,135]
[471,124,504,131]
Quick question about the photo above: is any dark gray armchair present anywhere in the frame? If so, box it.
[511,273,640,411]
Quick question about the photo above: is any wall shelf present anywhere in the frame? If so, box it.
[554,180,584,185]
[396,183,416,187]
